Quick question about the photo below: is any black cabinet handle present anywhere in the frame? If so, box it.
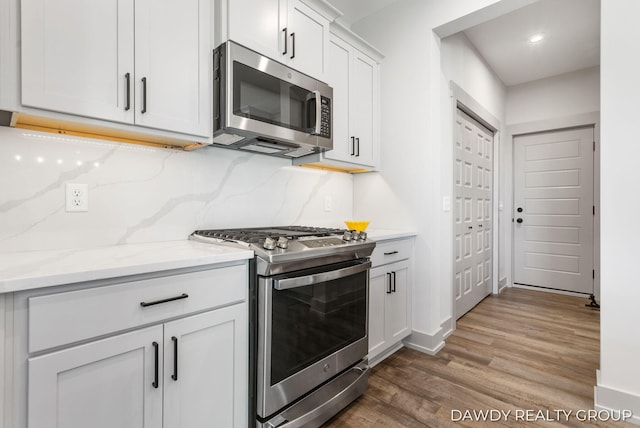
[171,336,178,381]
[152,341,159,388]
[282,28,288,55]
[141,77,147,114]
[356,137,360,157]
[384,250,398,256]
[517,207,523,213]
[140,293,189,307]
[516,218,523,224]
[386,272,392,294]
[125,73,131,111]
[392,271,397,293]
[290,32,295,59]
[351,137,355,155]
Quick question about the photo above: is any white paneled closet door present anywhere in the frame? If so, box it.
[454,108,493,319]
[513,127,594,294]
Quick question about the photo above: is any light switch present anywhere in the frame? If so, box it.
[442,196,451,212]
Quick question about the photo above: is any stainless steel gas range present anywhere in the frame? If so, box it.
[191,226,375,428]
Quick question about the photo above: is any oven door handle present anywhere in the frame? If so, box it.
[273,261,371,290]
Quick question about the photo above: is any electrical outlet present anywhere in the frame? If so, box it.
[66,183,88,212]
[324,195,332,212]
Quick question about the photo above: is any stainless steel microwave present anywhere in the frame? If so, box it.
[212,41,332,158]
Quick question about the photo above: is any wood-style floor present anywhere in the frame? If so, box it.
[324,288,633,427]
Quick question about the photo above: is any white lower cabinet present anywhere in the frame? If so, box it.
[28,326,164,428]
[368,238,413,363]
[27,304,246,428]
[163,306,246,428]
[20,263,248,428]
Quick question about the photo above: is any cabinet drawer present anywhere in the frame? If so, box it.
[28,263,247,353]
[370,239,412,267]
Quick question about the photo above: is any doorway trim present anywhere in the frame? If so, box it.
[450,82,502,323]
[506,111,600,299]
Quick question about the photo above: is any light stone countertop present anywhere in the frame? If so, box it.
[366,229,417,241]
[0,240,253,293]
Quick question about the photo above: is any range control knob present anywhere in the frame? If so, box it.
[359,232,367,240]
[342,231,353,242]
[263,237,276,250]
[276,236,289,249]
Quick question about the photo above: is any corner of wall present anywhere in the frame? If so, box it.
[403,317,453,356]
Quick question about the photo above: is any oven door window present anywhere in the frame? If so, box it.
[233,62,316,133]
[270,269,367,386]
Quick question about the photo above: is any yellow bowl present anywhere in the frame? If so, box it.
[345,220,370,232]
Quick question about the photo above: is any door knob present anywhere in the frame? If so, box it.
[516,218,523,223]
[517,207,523,213]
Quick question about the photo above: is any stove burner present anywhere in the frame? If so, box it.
[193,226,345,245]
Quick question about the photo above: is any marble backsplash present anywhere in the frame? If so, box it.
[0,127,354,253]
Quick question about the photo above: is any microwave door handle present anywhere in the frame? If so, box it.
[313,90,322,135]
[273,261,371,290]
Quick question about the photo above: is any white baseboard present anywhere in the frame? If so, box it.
[403,317,452,356]
[595,384,640,425]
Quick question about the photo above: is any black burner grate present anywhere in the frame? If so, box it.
[193,226,345,244]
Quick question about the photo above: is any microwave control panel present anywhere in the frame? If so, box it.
[319,96,331,138]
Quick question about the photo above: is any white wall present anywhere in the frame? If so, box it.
[506,66,600,125]
[596,0,640,421]
[351,0,506,352]
[0,127,353,253]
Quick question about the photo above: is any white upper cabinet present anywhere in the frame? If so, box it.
[133,0,211,136]
[21,0,135,124]
[321,25,381,169]
[21,0,211,137]
[286,0,329,79]
[227,0,284,62]
[223,0,339,81]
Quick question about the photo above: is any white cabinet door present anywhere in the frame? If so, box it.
[227,0,283,61]
[163,305,248,428]
[368,266,387,358]
[386,260,410,343]
[28,325,163,428]
[367,259,411,361]
[134,0,210,136]
[323,33,379,168]
[326,35,351,162]
[286,0,328,80]
[350,51,377,167]
[21,0,135,123]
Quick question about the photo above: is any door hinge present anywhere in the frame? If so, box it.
[593,269,595,279]
[593,140,596,151]
[593,205,595,215]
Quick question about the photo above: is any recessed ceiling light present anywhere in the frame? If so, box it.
[529,33,544,43]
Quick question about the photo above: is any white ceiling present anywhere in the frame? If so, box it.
[327,0,600,87]
[463,0,600,86]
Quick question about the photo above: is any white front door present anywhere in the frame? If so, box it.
[454,108,493,319]
[513,127,594,294]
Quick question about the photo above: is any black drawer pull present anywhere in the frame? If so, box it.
[141,76,147,114]
[140,293,189,307]
[152,341,159,388]
[384,251,399,256]
[124,72,131,111]
[171,336,179,381]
